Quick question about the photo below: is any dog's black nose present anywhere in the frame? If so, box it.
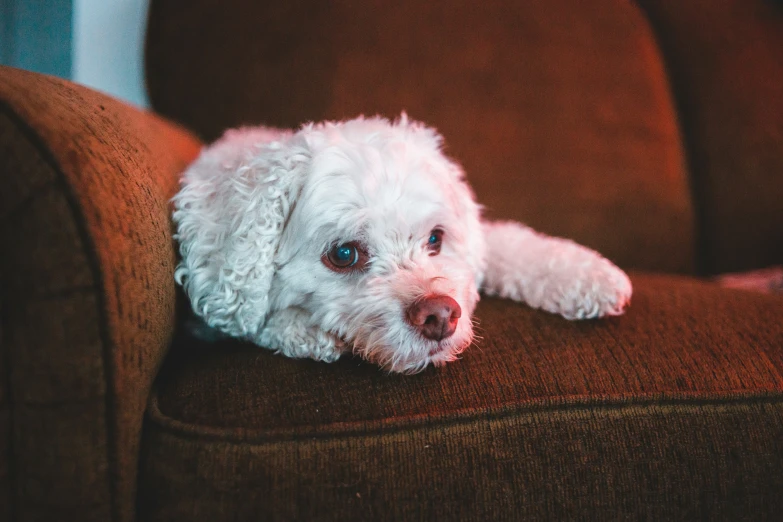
[406,295,461,341]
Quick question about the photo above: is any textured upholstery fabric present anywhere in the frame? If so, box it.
[0,65,201,522]
[637,0,783,275]
[146,0,696,274]
[138,274,783,521]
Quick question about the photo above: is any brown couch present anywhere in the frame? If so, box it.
[2,1,782,520]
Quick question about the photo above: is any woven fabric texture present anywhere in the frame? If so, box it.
[0,65,201,522]
[138,274,783,521]
[146,0,696,274]
[637,0,783,274]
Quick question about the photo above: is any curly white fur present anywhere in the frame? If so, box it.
[173,115,632,373]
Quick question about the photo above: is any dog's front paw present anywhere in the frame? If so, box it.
[555,258,632,320]
[256,307,348,362]
[309,328,349,363]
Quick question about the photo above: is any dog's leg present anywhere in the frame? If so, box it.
[480,221,632,319]
[256,307,348,362]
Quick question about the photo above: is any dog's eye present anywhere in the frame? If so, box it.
[323,242,368,272]
[427,229,444,255]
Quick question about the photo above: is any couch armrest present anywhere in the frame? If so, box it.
[0,65,201,522]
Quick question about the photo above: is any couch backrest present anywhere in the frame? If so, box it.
[146,0,779,275]
[637,0,783,274]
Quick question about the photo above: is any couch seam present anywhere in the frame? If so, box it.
[145,389,783,444]
[0,100,119,522]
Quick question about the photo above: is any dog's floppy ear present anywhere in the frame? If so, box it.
[172,127,310,339]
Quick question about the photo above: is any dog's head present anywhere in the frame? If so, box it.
[174,115,486,373]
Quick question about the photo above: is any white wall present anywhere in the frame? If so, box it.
[72,0,150,107]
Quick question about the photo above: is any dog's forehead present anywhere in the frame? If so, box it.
[300,138,458,239]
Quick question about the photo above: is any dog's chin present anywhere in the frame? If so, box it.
[354,330,473,375]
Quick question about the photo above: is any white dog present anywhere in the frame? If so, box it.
[173,115,632,373]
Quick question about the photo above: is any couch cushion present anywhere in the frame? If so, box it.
[637,0,783,274]
[138,273,783,521]
[146,0,695,274]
